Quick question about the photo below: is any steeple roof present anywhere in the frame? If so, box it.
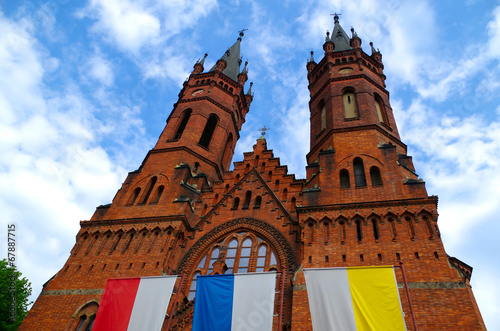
[209,32,244,81]
[329,14,352,52]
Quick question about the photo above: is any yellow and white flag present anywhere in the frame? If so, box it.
[304,266,406,331]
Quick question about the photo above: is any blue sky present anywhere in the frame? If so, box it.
[1,0,499,329]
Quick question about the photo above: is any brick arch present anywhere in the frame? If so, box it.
[72,300,99,318]
[319,216,332,225]
[133,173,170,186]
[176,218,297,274]
[383,211,399,222]
[417,209,434,219]
[336,154,384,169]
[70,300,99,331]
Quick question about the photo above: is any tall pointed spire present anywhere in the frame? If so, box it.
[209,31,246,81]
[330,14,352,52]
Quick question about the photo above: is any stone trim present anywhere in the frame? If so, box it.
[40,289,104,296]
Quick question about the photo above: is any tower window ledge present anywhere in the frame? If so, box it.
[315,129,325,139]
[344,117,359,121]
[197,143,210,151]
[355,185,367,189]
[380,122,392,131]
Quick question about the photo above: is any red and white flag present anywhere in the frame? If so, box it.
[92,276,177,331]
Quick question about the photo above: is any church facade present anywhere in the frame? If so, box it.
[21,17,485,330]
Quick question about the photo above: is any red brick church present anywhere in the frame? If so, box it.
[21,16,485,330]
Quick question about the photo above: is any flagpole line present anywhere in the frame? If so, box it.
[279,266,286,330]
[396,261,418,331]
[165,271,187,331]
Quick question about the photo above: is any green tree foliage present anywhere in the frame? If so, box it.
[0,259,32,331]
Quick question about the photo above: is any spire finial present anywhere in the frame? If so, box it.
[309,50,315,63]
[238,28,247,40]
[331,12,341,23]
[259,126,270,137]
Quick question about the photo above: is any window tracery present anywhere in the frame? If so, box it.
[187,232,278,300]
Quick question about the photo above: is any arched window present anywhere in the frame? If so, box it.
[151,185,164,203]
[388,217,397,240]
[343,88,358,119]
[339,169,350,188]
[221,133,233,171]
[243,191,252,208]
[188,271,201,301]
[282,188,288,200]
[372,219,380,240]
[308,222,314,243]
[424,216,434,238]
[73,301,98,331]
[406,217,416,240]
[140,176,157,204]
[323,221,330,243]
[188,232,278,300]
[76,316,87,331]
[318,100,326,131]
[339,220,346,243]
[127,187,141,205]
[256,245,267,272]
[198,115,218,148]
[85,315,96,331]
[355,220,363,242]
[232,197,240,210]
[353,158,367,187]
[374,94,388,124]
[173,109,192,141]
[254,196,262,208]
[370,166,383,186]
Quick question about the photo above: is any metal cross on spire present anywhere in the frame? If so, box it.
[238,28,248,39]
[259,126,270,137]
[331,12,341,23]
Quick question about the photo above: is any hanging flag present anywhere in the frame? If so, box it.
[192,272,276,331]
[304,266,406,331]
[92,275,177,331]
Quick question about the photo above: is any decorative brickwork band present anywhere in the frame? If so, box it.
[40,289,104,296]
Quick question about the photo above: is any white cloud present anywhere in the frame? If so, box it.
[87,53,114,86]
[78,0,161,52]
[0,10,141,303]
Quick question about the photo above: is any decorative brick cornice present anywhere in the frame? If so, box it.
[80,215,188,229]
[297,196,438,214]
[310,74,389,106]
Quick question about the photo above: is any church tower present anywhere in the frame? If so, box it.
[21,17,485,331]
